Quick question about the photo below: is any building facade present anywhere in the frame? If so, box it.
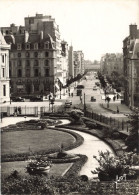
[73,50,84,77]
[100,53,123,76]
[68,45,74,78]
[123,24,139,108]
[0,32,10,103]
[1,14,68,97]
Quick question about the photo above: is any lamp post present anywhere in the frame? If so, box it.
[84,93,86,115]
[60,82,62,99]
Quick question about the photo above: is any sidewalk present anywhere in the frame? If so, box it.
[102,102,132,114]
[1,116,39,128]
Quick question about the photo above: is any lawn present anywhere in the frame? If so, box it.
[1,129,75,155]
[1,161,72,178]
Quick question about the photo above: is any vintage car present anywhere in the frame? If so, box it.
[91,96,96,102]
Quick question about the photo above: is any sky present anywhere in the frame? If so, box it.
[0,0,138,61]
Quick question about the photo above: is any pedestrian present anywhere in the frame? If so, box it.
[71,93,73,97]
[80,96,82,103]
[117,94,119,99]
[18,106,21,114]
[69,92,70,96]
[113,96,116,102]
[117,106,119,113]
[14,107,17,116]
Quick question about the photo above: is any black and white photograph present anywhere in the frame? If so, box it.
[0,0,139,194]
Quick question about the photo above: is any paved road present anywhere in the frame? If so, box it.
[69,72,128,121]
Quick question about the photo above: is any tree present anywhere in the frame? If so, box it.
[125,110,139,153]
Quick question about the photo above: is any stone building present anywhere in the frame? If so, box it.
[1,14,68,97]
[0,32,10,103]
[68,45,74,78]
[123,24,139,108]
[100,53,123,76]
[73,50,84,77]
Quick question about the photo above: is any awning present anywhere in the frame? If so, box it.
[55,83,59,90]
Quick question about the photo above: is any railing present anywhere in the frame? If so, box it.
[1,106,38,116]
[85,110,129,131]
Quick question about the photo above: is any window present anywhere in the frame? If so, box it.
[44,42,49,49]
[9,70,11,77]
[3,85,6,96]
[26,60,30,66]
[45,69,49,77]
[34,69,39,77]
[18,53,21,57]
[45,59,49,66]
[2,68,5,77]
[17,60,22,66]
[26,69,30,77]
[18,69,22,77]
[17,44,22,50]
[45,52,49,57]
[26,43,30,50]
[34,43,38,50]
[34,60,38,66]
[34,84,39,91]
[26,52,30,58]
[34,52,38,58]
[2,55,4,63]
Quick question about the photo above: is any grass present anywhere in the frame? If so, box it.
[1,129,75,155]
[1,161,72,178]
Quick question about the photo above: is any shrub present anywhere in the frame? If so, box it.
[85,121,97,129]
[112,131,120,139]
[92,150,137,181]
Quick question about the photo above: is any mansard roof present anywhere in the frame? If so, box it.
[4,31,55,50]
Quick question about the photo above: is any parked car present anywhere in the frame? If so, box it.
[43,96,48,101]
[65,102,71,108]
[93,86,97,90]
[11,97,25,102]
[30,96,43,102]
[65,100,72,105]
[91,96,96,102]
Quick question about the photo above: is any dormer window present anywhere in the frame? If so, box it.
[17,44,22,50]
[44,41,49,49]
[34,43,38,50]
[25,43,30,50]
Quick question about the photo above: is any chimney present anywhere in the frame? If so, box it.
[24,31,29,43]
[129,24,137,39]
[40,31,43,40]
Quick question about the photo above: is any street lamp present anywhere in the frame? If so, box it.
[84,93,86,115]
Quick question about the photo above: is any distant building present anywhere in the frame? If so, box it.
[73,50,84,77]
[1,14,68,97]
[123,24,139,108]
[0,32,10,103]
[100,53,123,76]
[84,60,100,72]
[68,45,74,78]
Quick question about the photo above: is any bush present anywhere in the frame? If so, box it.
[85,121,97,129]
[92,150,137,181]
[112,131,120,139]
